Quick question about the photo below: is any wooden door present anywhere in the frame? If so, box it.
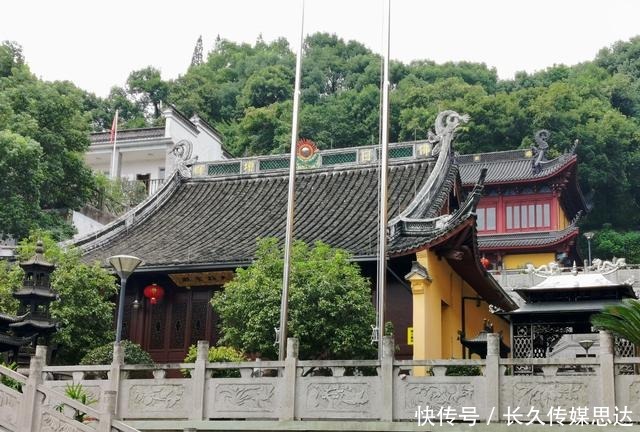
[144,288,217,363]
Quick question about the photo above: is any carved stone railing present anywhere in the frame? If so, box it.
[0,346,139,432]
[3,333,639,429]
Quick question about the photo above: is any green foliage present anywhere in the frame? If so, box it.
[183,345,245,377]
[126,66,169,119]
[89,173,148,216]
[80,340,154,365]
[0,260,21,315]
[591,299,640,346]
[0,41,24,78]
[213,238,376,360]
[0,42,94,239]
[16,232,118,364]
[0,362,22,392]
[445,365,482,376]
[55,382,97,422]
[0,131,45,239]
[583,228,640,263]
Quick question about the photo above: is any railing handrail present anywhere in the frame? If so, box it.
[394,359,485,367]
[36,384,103,419]
[0,365,27,384]
[501,358,601,366]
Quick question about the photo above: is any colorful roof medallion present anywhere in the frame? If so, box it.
[296,138,319,169]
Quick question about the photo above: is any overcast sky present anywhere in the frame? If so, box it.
[2,0,640,97]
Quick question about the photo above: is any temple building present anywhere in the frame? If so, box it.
[74,111,516,362]
[500,260,637,365]
[458,130,587,270]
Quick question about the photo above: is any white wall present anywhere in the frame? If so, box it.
[72,210,105,239]
[118,154,166,181]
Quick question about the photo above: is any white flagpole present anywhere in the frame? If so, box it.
[109,109,119,180]
[377,0,391,360]
[279,0,305,361]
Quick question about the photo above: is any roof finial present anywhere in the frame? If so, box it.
[35,239,44,255]
[531,130,550,174]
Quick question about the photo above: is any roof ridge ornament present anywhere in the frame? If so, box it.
[525,261,561,277]
[591,257,626,274]
[531,129,550,174]
[390,110,468,224]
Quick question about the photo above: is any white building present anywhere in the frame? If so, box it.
[85,105,229,193]
[76,106,230,237]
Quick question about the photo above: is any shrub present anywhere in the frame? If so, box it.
[445,365,482,376]
[80,340,154,365]
[55,383,97,422]
[183,345,245,377]
[0,362,22,392]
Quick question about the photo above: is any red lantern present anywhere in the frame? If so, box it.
[143,283,165,305]
[480,256,490,269]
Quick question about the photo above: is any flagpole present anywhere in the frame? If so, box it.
[109,109,119,180]
[377,0,391,360]
[279,0,305,361]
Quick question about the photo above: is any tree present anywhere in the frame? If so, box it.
[0,43,95,239]
[126,67,169,119]
[0,131,44,239]
[0,41,24,78]
[212,238,376,360]
[591,299,640,346]
[16,232,118,364]
[0,260,20,315]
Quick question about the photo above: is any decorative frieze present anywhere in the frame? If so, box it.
[512,382,586,413]
[129,384,185,411]
[214,384,275,412]
[404,383,474,410]
[305,383,370,412]
[40,411,84,432]
[0,388,18,426]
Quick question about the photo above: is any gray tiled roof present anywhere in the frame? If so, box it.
[458,150,576,186]
[90,127,165,144]
[478,223,580,251]
[78,159,447,269]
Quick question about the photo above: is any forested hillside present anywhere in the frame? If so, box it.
[2,34,640,259]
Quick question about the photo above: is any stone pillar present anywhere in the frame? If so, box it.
[280,338,298,421]
[108,342,125,417]
[17,345,46,431]
[599,330,615,419]
[190,340,209,420]
[98,390,117,432]
[485,333,500,423]
[381,336,394,422]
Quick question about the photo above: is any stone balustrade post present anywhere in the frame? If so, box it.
[280,338,298,421]
[485,333,500,423]
[190,340,209,420]
[381,336,394,422]
[97,390,117,432]
[109,342,125,417]
[17,345,46,431]
[599,330,615,419]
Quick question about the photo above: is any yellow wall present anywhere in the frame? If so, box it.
[410,250,510,361]
[503,252,555,270]
[557,203,569,230]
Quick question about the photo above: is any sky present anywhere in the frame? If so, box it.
[2,0,640,97]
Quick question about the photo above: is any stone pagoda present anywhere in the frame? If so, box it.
[0,241,57,363]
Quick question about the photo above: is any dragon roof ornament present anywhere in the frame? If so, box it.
[390,110,469,224]
[531,129,550,174]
